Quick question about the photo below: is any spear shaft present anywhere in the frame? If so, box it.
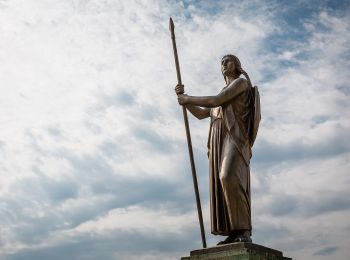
[169,17,207,248]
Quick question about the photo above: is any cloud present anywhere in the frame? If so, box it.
[0,1,349,260]
[5,231,190,260]
[253,126,350,164]
[4,206,202,260]
[314,246,339,256]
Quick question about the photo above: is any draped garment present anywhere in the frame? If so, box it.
[208,86,252,236]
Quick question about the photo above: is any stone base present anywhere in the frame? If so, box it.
[181,242,292,260]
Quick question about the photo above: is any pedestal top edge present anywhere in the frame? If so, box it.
[190,242,283,257]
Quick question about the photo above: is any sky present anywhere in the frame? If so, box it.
[0,0,349,259]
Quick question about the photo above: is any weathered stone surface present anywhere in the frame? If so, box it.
[181,243,292,260]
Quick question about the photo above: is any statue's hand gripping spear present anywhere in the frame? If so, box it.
[169,17,207,248]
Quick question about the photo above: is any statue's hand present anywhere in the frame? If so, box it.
[175,84,184,95]
[177,94,188,105]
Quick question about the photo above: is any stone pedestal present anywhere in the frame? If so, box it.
[181,242,292,260]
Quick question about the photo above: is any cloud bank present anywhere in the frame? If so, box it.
[0,0,349,259]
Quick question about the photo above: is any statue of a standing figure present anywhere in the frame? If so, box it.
[175,54,260,245]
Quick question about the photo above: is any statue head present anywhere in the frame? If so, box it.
[221,54,252,88]
[221,54,243,82]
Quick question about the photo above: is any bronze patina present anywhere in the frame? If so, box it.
[175,54,260,244]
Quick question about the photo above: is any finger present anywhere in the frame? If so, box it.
[177,87,184,94]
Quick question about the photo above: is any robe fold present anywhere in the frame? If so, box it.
[208,82,252,236]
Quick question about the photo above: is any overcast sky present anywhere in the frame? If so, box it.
[0,0,349,259]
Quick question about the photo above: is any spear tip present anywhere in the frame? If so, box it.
[169,17,174,31]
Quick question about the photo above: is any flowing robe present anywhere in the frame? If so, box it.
[208,79,252,236]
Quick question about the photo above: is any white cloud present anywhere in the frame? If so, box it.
[0,1,349,259]
[74,205,195,235]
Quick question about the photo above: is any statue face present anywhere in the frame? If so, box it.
[221,56,236,77]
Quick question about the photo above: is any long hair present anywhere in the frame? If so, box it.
[221,54,252,89]
[222,54,256,145]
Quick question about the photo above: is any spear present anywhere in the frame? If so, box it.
[169,17,207,248]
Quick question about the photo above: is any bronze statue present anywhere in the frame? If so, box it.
[175,54,260,245]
